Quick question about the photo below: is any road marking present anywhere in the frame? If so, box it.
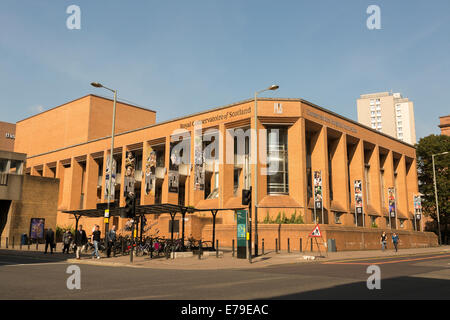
[323,251,447,264]
[324,254,450,265]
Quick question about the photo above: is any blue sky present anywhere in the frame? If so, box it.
[1,0,449,139]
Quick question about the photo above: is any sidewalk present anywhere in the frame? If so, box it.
[2,243,448,270]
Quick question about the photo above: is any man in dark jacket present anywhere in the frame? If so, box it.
[62,230,73,254]
[106,225,117,258]
[44,228,55,254]
[74,225,88,259]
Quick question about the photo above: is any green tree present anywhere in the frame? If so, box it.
[416,134,450,243]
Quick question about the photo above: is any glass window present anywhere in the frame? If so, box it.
[267,127,289,194]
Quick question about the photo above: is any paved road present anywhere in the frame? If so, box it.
[0,250,449,300]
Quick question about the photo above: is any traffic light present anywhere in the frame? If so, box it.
[124,192,136,218]
[242,187,252,205]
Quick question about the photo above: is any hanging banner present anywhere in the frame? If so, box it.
[169,142,180,193]
[124,151,136,196]
[388,188,396,218]
[313,170,323,209]
[354,180,363,214]
[144,146,156,196]
[414,195,422,220]
[194,127,205,191]
[104,155,117,201]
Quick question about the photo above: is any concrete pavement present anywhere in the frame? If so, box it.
[2,243,448,270]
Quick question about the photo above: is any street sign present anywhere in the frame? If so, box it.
[309,224,322,237]
[104,209,109,218]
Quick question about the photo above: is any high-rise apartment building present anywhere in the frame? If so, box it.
[357,92,416,144]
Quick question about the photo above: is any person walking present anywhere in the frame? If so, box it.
[62,230,72,254]
[74,225,88,259]
[392,233,399,252]
[44,228,55,254]
[380,231,387,251]
[106,225,117,258]
[91,225,101,259]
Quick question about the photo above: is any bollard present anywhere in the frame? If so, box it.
[299,238,302,253]
[36,241,38,250]
[232,239,235,257]
[288,238,290,253]
[198,240,202,260]
[150,238,153,260]
[311,238,313,252]
[28,240,30,251]
[275,238,278,254]
[6,237,8,249]
[262,238,264,255]
[0,237,2,248]
[216,240,219,258]
[12,236,14,249]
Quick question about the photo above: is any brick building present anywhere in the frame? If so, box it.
[13,94,437,250]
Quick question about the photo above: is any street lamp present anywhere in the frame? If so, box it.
[253,84,279,257]
[90,82,117,244]
[432,151,449,245]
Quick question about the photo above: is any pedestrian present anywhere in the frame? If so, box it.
[91,225,101,259]
[62,230,72,254]
[107,225,117,258]
[74,225,88,259]
[44,228,55,254]
[392,233,399,252]
[380,231,387,251]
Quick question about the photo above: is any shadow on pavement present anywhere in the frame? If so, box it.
[268,276,450,300]
[0,249,74,266]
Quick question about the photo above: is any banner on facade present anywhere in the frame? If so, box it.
[354,180,363,214]
[194,128,205,191]
[414,195,422,220]
[388,187,396,218]
[144,146,156,196]
[124,151,136,196]
[169,142,180,193]
[313,170,323,210]
[104,155,117,201]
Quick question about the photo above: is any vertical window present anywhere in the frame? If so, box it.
[267,127,289,194]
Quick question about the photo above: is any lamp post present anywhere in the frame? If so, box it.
[253,84,279,257]
[432,151,449,246]
[91,82,117,245]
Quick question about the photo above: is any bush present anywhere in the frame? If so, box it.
[261,210,304,224]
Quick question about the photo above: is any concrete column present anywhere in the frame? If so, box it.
[348,138,366,227]
[83,154,99,210]
[367,145,383,226]
[101,150,108,203]
[406,157,420,231]
[219,123,232,208]
[330,133,350,222]
[68,158,83,210]
[288,118,307,212]
[384,151,396,229]
[119,148,126,207]
[396,155,410,230]
[310,126,329,223]
[43,164,54,178]
[55,161,65,207]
